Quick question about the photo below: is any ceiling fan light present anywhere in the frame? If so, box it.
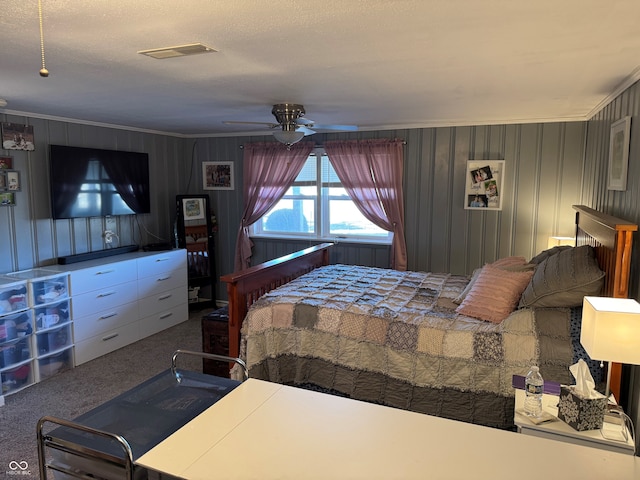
[273,130,305,146]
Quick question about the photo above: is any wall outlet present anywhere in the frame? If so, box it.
[103,230,115,244]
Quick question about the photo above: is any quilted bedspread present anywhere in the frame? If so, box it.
[239,264,574,429]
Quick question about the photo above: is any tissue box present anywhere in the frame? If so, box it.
[557,386,607,431]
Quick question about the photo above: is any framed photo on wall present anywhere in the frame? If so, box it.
[0,192,16,206]
[203,161,234,190]
[607,116,631,191]
[0,156,12,169]
[465,160,505,211]
[6,170,20,191]
[1,123,35,151]
[0,170,20,191]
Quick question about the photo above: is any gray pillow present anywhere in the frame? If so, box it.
[528,245,573,265]
[519,245,604,308]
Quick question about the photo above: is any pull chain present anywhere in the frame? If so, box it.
[38,0,49,77]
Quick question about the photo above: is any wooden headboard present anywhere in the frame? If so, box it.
[220,243,334,359]
[573,205,638,400]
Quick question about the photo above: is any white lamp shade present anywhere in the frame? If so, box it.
[581,296,640,365]
[273,130,304,145]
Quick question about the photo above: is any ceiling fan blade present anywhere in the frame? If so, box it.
[297,126,316,136]
[223,120,279,129]
[295,118,315,126]
[311,124,359,132]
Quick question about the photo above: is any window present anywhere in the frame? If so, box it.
[251,149,391,243]
[74,160,135,217]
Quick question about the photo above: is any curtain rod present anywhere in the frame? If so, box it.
[239,140,406,149]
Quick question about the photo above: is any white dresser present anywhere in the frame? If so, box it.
[48,249,188,366]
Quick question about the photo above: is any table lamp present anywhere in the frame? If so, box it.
[547,236,575,249]
[581,296,640,398]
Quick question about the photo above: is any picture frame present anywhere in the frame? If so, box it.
[203,161,234,190]
[5,170,20,191]
[0,156,12,169]
[0,192,16,206]
[465,160,505,211]
[607,116,631,191]
[1,123,35,151]
[181,197,206,221]
[0,170,20,191]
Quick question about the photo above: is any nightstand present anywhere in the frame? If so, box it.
[514,389,635,455]
[201,307,230,378]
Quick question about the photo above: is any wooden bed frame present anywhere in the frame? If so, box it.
[573,205,638,400]
[220,243,334,359]
[221,205,637,400]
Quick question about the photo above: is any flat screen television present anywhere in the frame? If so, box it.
[49,145,151,220]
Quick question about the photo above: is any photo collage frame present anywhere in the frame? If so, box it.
[464,160,505,211]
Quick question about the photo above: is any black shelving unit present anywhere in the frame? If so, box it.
[175,195,216,310]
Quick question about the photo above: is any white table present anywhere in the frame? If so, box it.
[138,379,640,480]
[514,389,635,455]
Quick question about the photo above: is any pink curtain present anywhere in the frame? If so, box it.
[234,141,314,271]
[324,139,407,271]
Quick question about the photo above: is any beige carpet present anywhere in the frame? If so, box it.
[0,308,205,478]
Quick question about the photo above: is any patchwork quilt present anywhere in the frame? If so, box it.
[239,264,574,429]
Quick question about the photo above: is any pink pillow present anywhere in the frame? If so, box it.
[455,264,534,323]
[490,256,527,268]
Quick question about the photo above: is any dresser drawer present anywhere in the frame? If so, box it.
[139,302,188,338]
[138,286,187,317]
[69,260,137,296]
[72,280,139,319]
[74,321,141,365]
[137,250,187,279]
[73,301,139,342]
[137,268,187,299]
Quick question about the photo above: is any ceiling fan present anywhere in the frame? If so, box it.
[223,103,358,146]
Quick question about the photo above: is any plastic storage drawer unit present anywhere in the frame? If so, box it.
[0,336,32,369]
[5,269,69,307]
[36,323,72,355]
[0,277,28,314]
[0,309,33,343]
[38,349,72,381]
[34,299,71,331]
[1,362,33,394]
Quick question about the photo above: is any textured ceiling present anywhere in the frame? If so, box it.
[1,0,639,137]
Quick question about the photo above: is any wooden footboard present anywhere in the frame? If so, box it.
[573,205,638,401]
[220,243,334,359]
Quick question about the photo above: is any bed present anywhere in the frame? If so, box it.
[220,205,637,429]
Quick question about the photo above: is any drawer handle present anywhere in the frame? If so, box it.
[158,294,172,301]
[97,291,116,298]
[102,333,119,341]
[99,312,118,320]
[96,269,115,275]
[157,276,171,282]
[160,312,173,320]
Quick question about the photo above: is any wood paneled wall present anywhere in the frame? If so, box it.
[0,115,188,273]
[0,116,588,305]
[580,79,640,444]
[195,122,587,291]
[583,80,640,301]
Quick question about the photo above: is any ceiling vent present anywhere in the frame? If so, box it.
[137,43,216,59]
